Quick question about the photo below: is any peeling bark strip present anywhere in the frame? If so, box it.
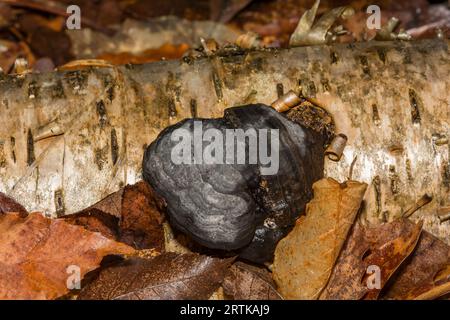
[0,40,449,245]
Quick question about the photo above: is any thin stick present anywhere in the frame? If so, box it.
[403,194,433,218]
[348,155,358,180]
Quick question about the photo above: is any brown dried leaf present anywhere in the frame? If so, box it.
[119,182,165,250]
[382,231,450,300]
[89,188,124,218]
[28,26,74,66]
[321,219,423,300]
[63,181,165,252]
[273,178,368,299]
[223,262,282,300]
[0,212,135,300]
[78,253,233,300]
[0,192,28,217]
[62,209,119,241]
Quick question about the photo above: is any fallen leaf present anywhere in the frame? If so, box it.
[223,262,282,300]
[0,3,14,28]
[28,26,74,66]
[273,178,368,299]
[17,13,64,34]
[62,209,120,241]
[63,181,165,252]
[0,212,135,300]
[382,230,450,300]
[0,192,28,216]
[88,188,124,218]
[78,253,233,300]
[119,182,165,250]
[320,219,423,300]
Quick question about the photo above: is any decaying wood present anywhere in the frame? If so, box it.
[0,39,449,245]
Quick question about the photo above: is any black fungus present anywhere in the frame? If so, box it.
[143,104,326,263]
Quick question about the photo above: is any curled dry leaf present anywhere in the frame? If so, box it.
[223,262,282,300]
[63,181,165,252]
[273,178,368,300]
[320,219,422,300]
[289,0,355,47]
[382,230,450,300]
[0,212,135,300]
[78,253,233,300]
[0,192,28,217]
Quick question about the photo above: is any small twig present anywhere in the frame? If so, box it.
[348,155,358,180]
[403,194,433,218]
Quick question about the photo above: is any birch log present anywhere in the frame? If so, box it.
[0,39,449,243]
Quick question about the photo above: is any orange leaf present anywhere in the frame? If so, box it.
[0,212,135,300]
[63,181,165,251]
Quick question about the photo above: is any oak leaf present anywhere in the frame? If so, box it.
[273,178,368,299]
[320,219,422,300]
[0,212,135,300]
[223,262,282,300]
[382,230,450,300]
[63,181,165,251]
[78,253,233,300]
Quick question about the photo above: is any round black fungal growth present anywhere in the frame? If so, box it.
[143,104,326,263]
[143,118,259,250]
